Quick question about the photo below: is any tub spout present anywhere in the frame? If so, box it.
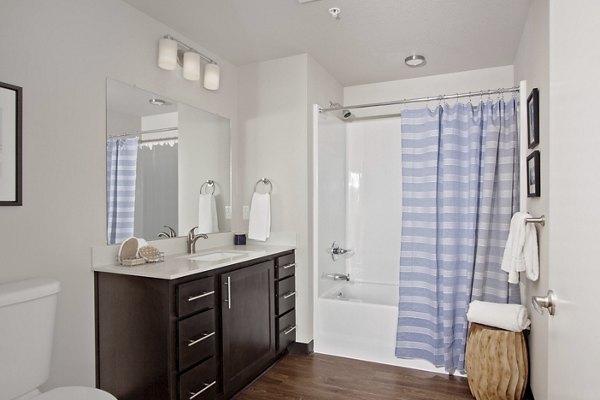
[325,273,350,281]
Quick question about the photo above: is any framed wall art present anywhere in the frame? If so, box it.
[527,150,540,197]
[527,88,539,149]
[0,81,22,206]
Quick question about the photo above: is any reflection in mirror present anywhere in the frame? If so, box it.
[106,79,231,244]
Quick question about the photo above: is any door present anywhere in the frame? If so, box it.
[221,261,275,395]
[546,2,600,399]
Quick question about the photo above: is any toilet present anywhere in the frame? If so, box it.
[0,278,116,400]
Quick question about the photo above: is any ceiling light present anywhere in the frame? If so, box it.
[405,54,427,68]
[149,98,169,106]
[157,35,221,91]
[329,7,341,19]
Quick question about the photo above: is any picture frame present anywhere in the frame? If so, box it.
[527,151,540,197]
[0,81,22,206]
[527,88,539,149]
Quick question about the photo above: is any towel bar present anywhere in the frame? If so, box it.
[200,180,215,195]
[254,178,273,194]
[525,215,545,226]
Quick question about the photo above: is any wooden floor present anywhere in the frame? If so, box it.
[236,354,474,400]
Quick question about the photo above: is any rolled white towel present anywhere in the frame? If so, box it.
[467,300,531,332]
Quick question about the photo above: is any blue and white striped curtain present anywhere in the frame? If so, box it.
[106,138,139,244]
[396,99,520,373]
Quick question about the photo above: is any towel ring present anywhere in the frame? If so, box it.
[254,178,272,194]
[200,180,215,195]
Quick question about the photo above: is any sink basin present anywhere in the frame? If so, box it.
[189,251,246,262]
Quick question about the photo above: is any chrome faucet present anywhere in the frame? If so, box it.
[327,241,352,261]
[187,226,208,254]
[326,273,350,281]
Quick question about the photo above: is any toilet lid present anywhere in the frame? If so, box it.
[37,387,117,400]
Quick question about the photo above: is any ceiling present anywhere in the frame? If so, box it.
[123,0,531,86]
[107,80,177,117]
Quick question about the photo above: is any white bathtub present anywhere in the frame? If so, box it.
[315,281,448,374]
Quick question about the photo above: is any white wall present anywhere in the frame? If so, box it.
[0,0,238,389]
[238,54,342,343]
[307,55,344,336]
[238,54,310,341]
[513,1,550,398]
[344,65,515,107]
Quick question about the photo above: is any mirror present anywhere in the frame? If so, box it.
[106,79,231,244]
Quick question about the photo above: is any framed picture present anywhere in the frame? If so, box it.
[0,81,22,206]
[527,88,539,149]
[527,151,540,197]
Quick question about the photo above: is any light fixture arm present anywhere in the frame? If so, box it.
[163,35,217,65]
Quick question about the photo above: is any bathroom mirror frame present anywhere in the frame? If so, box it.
[105,78,233,245]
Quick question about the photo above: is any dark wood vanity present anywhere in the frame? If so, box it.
[94,249,296,400]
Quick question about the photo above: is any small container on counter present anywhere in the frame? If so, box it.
[234,233,247,245]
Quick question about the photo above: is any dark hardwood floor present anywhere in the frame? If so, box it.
[235,354,474,400]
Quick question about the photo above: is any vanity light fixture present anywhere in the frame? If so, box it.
[157,35,221,91]
[405,54,427,68]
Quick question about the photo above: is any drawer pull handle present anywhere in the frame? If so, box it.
[187,331,215,347]
[284,325,297,335]
[281,263,295,270]
[282,291,296,299]
[189,381,216,399]
[188,291,215,302]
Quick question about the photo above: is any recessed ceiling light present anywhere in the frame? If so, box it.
[329,7,341,19]
[148,98,170,106]
[405,54,427,68]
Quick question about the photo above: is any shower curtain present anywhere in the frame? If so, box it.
[106,137,139,244]
[396,99,520,373]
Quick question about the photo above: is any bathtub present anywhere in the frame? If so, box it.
[315,281,448,374]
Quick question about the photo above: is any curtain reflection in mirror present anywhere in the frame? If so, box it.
[106,138,138,244]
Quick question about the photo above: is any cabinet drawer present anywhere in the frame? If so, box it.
[275,253,295,280]
[178,277,215,317]
[178,309,216,371]
[179,357,217,400]
[277,310,296,351]
[276,276,295,316]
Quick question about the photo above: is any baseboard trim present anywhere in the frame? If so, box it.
[288,340,314,355]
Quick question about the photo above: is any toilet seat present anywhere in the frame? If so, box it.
[36,386,116,400]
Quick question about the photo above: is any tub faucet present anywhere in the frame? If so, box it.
[327,241,352,261]
[187,226,208,254]
[326,273,350,281]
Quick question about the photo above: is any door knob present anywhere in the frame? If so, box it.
[531,290,556,316]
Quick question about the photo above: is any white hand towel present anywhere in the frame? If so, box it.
[501,212,539,284]
[248,192,271,241]
[467,300,531,332]
[198,194,219,234]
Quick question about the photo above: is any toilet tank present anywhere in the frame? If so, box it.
[0,278,61,400]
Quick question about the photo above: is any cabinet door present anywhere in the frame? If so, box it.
[221,260,275,395]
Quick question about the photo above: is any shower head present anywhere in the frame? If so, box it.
[342,109,352,119]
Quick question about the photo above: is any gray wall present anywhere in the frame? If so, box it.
[0,0,238,389]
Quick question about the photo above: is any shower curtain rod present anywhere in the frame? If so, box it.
[319,86,520,113]
[110,127,178,139]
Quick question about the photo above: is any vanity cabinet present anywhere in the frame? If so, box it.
[220,261,275,397]
[95,250,295,400]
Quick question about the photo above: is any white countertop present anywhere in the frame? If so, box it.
[92,244,295,280]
